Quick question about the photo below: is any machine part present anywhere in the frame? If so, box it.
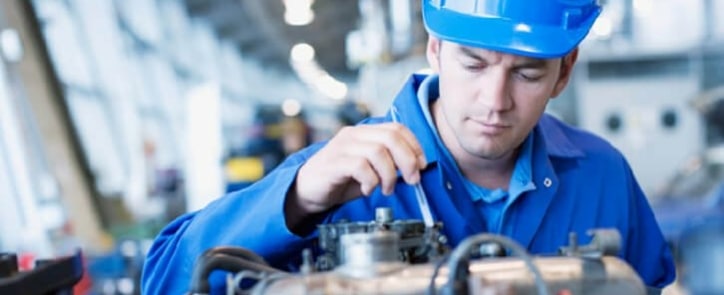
[206,246,271,266]
[190,247,284,295]
[336,232,407,278]
[247,228,643,295]
[189,209,643,294]
[0,250,84,295]
[299,249,314,275]
[252,237,646,295]
[559,229,622,258]
[375,207,393,223]
[477,242,505,258]
[341,232,399,265]
[233,271,291,295]
[444,234,548,295]
[316,207,447,271]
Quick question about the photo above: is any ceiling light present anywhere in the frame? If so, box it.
[284,0,315,26]
[282,98,302,117]
[314,75,348,100]
[290,43,315,62]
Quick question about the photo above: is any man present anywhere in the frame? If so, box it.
[142,0,676,294]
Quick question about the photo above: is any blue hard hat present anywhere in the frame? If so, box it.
[422,0,602,58]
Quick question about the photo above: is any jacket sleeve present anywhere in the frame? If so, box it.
[141,144,325,295]
[621,159,677,289]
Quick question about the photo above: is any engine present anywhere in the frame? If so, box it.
[189,207,646,295]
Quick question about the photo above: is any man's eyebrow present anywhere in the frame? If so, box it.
[514,59,547,69]
[458,46,484,61]
[457,46,548,69]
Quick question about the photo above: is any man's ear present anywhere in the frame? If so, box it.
[551,48,579,98]
[426,36,442,73]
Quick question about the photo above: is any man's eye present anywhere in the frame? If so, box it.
[517,71,542,82]
[463,63,485,71]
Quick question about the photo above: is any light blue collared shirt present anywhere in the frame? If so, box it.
[415,74,536,233]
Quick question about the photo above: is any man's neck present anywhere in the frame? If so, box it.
[431,100,518,190]
[458,149,518,190]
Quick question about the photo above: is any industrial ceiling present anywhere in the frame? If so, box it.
[183,0,363,80]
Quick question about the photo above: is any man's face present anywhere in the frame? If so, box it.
[426,37,576,161]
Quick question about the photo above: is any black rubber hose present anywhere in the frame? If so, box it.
[189,253,283,294]
[425,254,449,295]
[444,234,549,295]
[201,246,270,266]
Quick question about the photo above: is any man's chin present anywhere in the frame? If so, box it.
[463,145,510,161]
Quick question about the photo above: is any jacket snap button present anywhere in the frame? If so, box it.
[446,182,452,190]
[543,178,552,188]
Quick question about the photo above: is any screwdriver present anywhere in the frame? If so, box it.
[390,106,435,228]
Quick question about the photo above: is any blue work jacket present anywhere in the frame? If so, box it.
[142,74,676,294]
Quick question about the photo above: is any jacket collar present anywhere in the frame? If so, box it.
[389,74,441,165]
[535,116,585,159]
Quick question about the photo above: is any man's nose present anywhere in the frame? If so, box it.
[478,70,513,112]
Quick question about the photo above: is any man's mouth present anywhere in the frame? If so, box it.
[469,118,510,135]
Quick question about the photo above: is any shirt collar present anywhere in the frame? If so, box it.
[415,73,439,125]
[461,132,537,203]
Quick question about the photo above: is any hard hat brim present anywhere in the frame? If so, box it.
[422,4,601,59]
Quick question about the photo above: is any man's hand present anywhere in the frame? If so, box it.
[285,123,427,229]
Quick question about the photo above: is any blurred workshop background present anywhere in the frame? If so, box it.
[0,0,722,294]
